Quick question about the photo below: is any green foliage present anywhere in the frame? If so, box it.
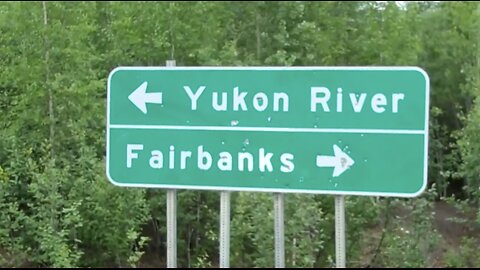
[369,187,441,268]
[444,237,480,268]
[440,196,480,268]
[0,0,479,267]
[231,193,329,268]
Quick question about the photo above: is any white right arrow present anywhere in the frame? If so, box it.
[316,145,355,177]
[128,81,163,114]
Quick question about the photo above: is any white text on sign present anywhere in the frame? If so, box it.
[181,85,405,113]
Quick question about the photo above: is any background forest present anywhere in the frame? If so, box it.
[0,1,479,268]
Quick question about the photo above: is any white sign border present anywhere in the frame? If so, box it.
[106,66,430,198]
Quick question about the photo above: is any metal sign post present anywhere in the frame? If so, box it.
[335,196,346,268]
[166,189,177,268]
[220,191,231,268]
[166,59,177,268]
[274,193,285,268]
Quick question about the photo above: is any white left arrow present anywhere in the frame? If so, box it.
[316,144,355,177]
[128,81,163,114]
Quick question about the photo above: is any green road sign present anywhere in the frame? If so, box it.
[106,67,429,197]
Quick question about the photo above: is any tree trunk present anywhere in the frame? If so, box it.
[43,1,55,159]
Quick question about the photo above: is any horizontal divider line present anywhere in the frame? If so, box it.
[109,124,425,135]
